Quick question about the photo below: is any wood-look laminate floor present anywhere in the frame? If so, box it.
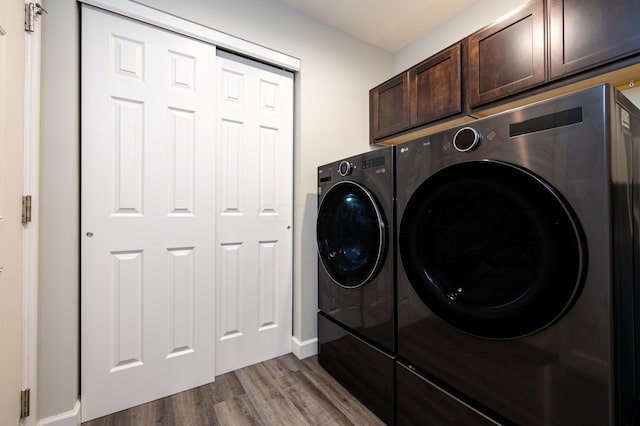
[82,354,386,426]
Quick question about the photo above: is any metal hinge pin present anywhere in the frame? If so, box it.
[22,195,32,224]
[20,388,30,418]
[25,2,47,33]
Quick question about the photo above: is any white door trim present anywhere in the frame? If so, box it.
[77,0,301,72]
[22,1,42,424]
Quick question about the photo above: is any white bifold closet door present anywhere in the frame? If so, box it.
[81,6,293,422]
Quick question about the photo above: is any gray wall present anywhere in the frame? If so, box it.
[38,0,80,419]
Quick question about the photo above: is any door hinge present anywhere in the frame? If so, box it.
[22,195,32,224]
[20,388,30,418]
[25,2,47,33]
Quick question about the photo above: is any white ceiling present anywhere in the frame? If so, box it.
[273,0,477,53]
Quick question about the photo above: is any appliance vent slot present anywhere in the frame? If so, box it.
[320,176,332,183]
[509,107,582,137]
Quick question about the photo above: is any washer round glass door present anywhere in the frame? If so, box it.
[399,161,586,339]
[317,181,386,288]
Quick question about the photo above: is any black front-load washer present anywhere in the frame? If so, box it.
[317,147,395,352]
[396,85,639,425]
[316,147,395,424]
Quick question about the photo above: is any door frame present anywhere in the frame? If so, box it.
[22,1,43,424]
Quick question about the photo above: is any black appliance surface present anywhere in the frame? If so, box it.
[396,361,499,426]
[318,312,394,425]
[396,84,639,425]
[317,147,395,351]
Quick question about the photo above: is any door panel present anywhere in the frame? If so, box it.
[316,181,385,288]
[216,51,293,375]
[549,0,640,79]
[467,0,545,106]
[0,1,25,424]
[81,6,216,421]
[409,44,462,126]
[370,73,410,141]
[399,161,585,339]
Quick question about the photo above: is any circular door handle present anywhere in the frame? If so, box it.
[86,232,94,238]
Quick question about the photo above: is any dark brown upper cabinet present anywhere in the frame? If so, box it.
[548,0,640,80]
[370,45,462,143]
[467,0,545,107]
[409,44,462,127]
[370,73,409,141]
[370,0,640,145]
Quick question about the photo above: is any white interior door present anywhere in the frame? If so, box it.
[215,51,293,374]
[81,6,216,421]
[0,1,24,424]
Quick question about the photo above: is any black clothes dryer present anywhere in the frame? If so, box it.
[317,147,395,352]
[396,85,639,425]
[317,148,395,424]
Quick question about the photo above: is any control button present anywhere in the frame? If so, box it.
[338,160,354,176]
[453,127,481,152]
[362,156,385,169]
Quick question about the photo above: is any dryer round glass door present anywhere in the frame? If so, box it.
[399,161,586,339]
[317,181,386,288]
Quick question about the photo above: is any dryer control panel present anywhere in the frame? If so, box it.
[362,156,385,169]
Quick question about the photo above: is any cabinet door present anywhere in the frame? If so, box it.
[370,73,409,141]
[549,0,640,80]
[409,44,462,127]
[467,0,545,107]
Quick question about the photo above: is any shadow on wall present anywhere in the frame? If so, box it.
[301,192,319,339]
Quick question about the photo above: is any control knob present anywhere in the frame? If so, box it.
[338,160,354,176]
[453,127,482,152]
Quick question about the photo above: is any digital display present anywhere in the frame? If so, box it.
[509,107,582,137]
[362,157,385,169]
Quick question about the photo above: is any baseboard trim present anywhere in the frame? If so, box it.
[292,336,318,359]
[38,399,81,426]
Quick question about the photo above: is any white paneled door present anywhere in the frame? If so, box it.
[81,7,216,421]
[215,51,293,374]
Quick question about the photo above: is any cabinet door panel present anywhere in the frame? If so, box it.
[549,0,640,80]
[410,44,462,126]
[468,0,545,107]
[370,73,409,141]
